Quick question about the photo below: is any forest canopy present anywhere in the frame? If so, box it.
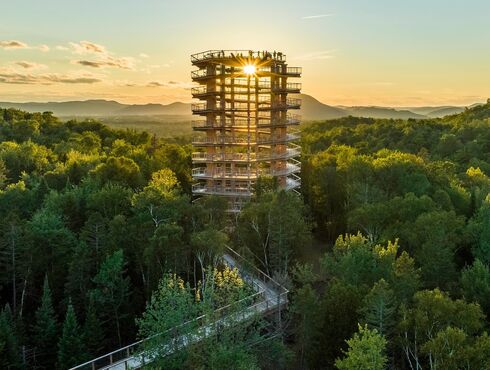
[1,101,490,369]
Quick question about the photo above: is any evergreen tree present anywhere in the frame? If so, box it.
[90,250,131,346]
[359,279,397,337]
[0,305,22,369]
[33,276,58,368]
[82,298,104,357]
[461,259,490,316]
[57,302,87,370]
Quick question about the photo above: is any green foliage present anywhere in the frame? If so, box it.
[57,302,87,370]
[359,279,397,337]
[2,102,490,369]
[335,324,387,370]
[237,190,312,276]
[0,305,21,369]
[91,156,143,188]
[82,298,104,357]
[33,276,58,368]
[461,259,490,316]
[90,250,131,346]
[313,279,363,368]
[398,289,485,368]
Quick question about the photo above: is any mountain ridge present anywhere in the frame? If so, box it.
[0,95,484,120]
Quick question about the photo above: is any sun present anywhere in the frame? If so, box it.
[243,64,256,75]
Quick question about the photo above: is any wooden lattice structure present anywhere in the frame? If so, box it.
[191,50,302,211]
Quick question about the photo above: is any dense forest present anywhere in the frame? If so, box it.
[1,101,490,369]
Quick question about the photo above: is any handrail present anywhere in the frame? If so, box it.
[192,185,253,196]
[192,133,300,146]
[70,248,288,370]
[192,99,301,113]
[191,118,300,129]
[191,66,301,80]
[192,163,300,179]
[191,148,301,162]
[191,50,287,63]
[191,82,301,96]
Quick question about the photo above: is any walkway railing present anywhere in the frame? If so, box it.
[70,248,287,370]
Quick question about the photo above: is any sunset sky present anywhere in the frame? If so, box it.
[1,0,489,106]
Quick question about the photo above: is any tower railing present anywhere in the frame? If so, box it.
[191,99,301,113]
[191,82,302,96]
[192,133,299,146]
[191,67,301,80]
[191,50,287,63]
[192,163,300,179]
[191,148,301,163]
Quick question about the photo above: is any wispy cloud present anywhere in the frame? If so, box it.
[139,53,149,58]
[0,40,28,49]
[75,56,135,70]
[67,40,136,70]
[301,14,334,20]
[69,41,106,54]
[0,67,102,85]
[147,80,195,89]
[295,50,335,61]
[0,40,49,51]
[14,61,48,70]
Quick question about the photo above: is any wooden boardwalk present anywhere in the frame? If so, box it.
[70,249,288,370]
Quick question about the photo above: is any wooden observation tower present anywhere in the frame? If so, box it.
[191,50,302,211]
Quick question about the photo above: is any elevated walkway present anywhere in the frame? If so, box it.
[70,248,287,370]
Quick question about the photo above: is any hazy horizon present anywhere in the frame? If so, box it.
[1,0,489,107]
[0,95,486,110]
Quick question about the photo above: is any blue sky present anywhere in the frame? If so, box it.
[1,0,489,106]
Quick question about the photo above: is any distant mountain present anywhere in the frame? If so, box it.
[426,107,465,118]
[401,106,455,115]
[293,94,347,120]
[0,96,485,121]
[0,99,192,117]
[342,106,426,119]
[118,102,191,115]
[0,100,126,116]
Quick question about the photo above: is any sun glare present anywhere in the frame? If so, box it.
[243,64,256,75]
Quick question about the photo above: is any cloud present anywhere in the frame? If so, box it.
[56,45,69,51]
[74,55,135,70]
[14,61,47,70]
[295,50,335,61]
[0,40,50,52]
[147,80,194,89]
[301,14,334,20]
[0,68,102,85]
[38,44,50,52]
[0,40,29,49]
[67,40,136,70]
[139,53,149,58]
[69,41,107,54]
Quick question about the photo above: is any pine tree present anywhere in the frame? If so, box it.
[57,302,87,370]
[82,298,104,357]
[0,305,22,369]
[33,275,58,368]
[359,279,397,337]
[90,250,130,346]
